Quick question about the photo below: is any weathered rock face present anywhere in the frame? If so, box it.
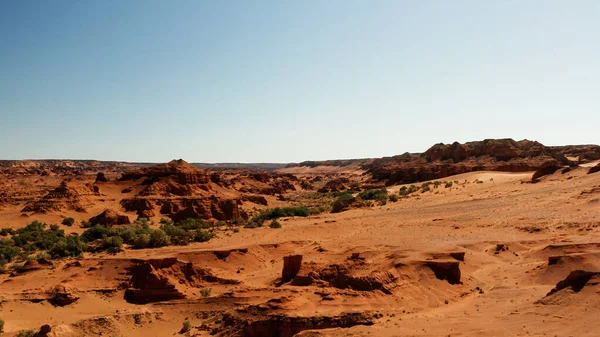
[21,180,95,213]
[124,258,238,304]
[121,198,155,218]
[241,195,268,206]
[317,178,350,193]
[589,164,600,175]
[119,159,209,184]
[48,285,79,306]
[365,139,572,184]
[282,255,303,283]
[124,258,186,304]
[95,172,108,183]
[531,165,562,182]
[545,270,600,296]
[170,198,247,222]
[89,209,131,226]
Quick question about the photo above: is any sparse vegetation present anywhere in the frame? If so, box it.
[251,206,310,225]
[61,217,75,226]
[269,220,282,229]
[200,288,212,298]
[0,318,4,333]
[17,330,36,337]
[388,194,399,202]
[181,319,192,333]
[0,228,13,236]
[357,188,388,203]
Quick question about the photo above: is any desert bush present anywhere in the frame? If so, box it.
[357,188,388,202]
[62,217,75,226]
[17,330,36,337]
[177,218,211,230]
[160,223,193,245]
[11,221,65,251]
[251,206,310,224]
[0,318,4,333]
[102,236,123,254]
[49,236,88,258]
[269,220,282,229]
[81,224,110,242]
[244,221,260,229]
[50,224,60,231]
[388,194,399,202]
[193,229,213,242]
[34,251,51,260]
[200,288,212,298]
[80,220,93,228]
[421,186,431,193]
[181,320,191,333]
[0,228,13,236]
[149,229,169,248]
[133,234,151,249]
[0,239,19,262]
[445,181,453,188]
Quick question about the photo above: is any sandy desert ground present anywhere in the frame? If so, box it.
[1,141,600,337]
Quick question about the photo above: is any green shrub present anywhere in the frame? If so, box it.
[251,206,310,224]
[0,240,19,261]
[357,188,388,202]
[133,234,151,249]
[244,221,260,229]
[102,236,123,254]
[149,229,169,248]
[11,221,65,251]
[365,200,374,207]
[233,228,240,233]
[49,236,88,258]
[17,330,36,337]
[34,251,51,260]
[81,224,110,242]
[388,194,399,202]
[50,224,60,231]
[421,186,431,193]
[0,228,13,236]
[193,229,213,242]
[80,220,93,228]
[200,288,212,298]
[0,318,4,333]
[62,217,75,226]
[269,220,282,229]
[160,224,192,246]
[181,320,191,333]
[177,218,211,230]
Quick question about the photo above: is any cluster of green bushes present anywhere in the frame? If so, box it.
[248,206,310,227]
[80,218,214,252]
[0,221,87,267]
[397,180,456,198]
[357,188,389,205]
[0,218,216,269]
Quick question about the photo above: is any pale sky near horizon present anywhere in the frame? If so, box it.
[1,1,598,163]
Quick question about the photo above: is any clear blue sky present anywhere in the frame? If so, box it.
[1,1,598,163]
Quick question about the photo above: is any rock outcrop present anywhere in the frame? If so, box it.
[364,139,572,184]
[21,180,96,213]
[89,209,131,226]
[124,258,238,304]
